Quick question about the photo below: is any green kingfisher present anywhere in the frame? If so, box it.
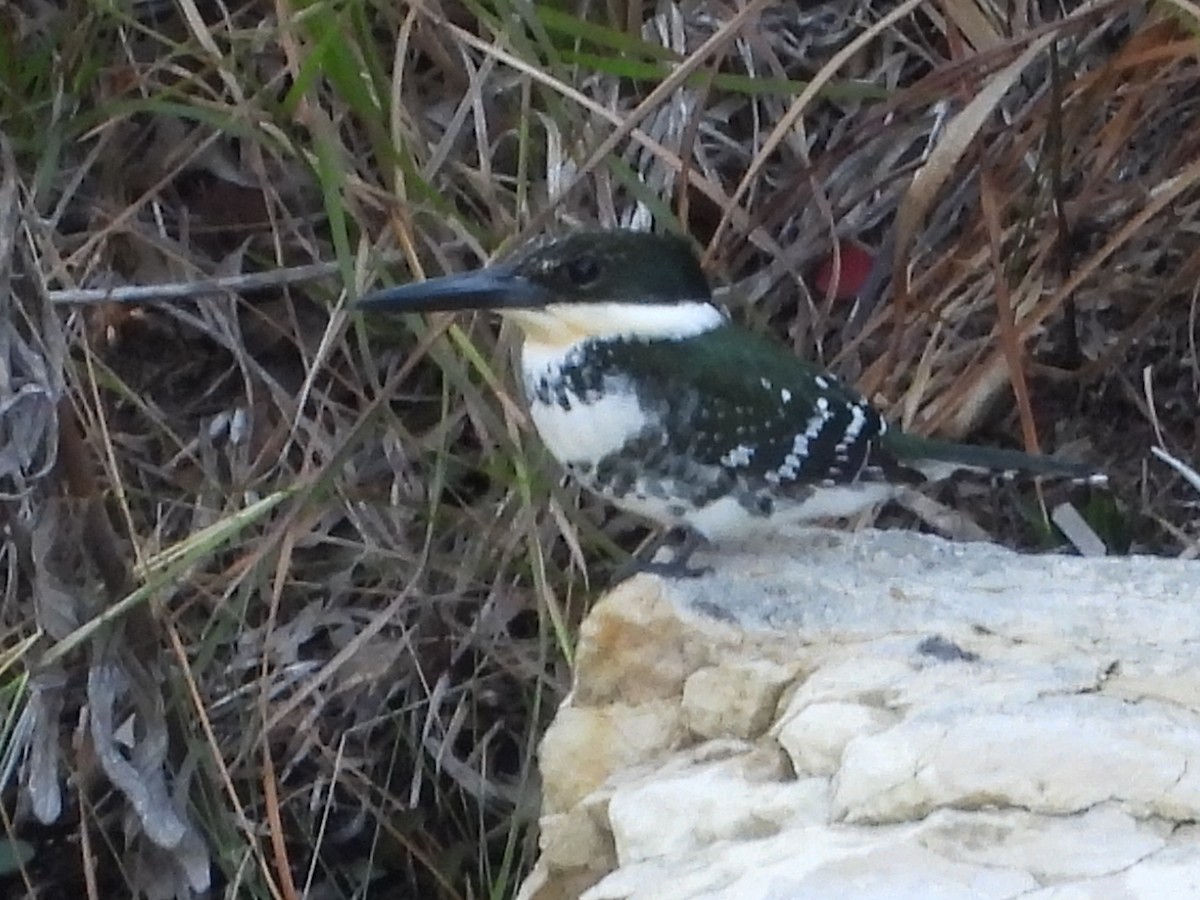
[358,230,1105,565]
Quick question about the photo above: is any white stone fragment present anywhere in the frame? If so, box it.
[775,699,895,775]
[682,661,794,739]
[606,760,828,865]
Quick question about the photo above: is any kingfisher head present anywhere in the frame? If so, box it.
[356,230,725,346]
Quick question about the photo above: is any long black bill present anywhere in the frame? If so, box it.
[355,264,551,313]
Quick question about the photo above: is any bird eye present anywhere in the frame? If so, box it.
[564,256,602,287]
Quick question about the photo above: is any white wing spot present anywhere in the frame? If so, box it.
[780,388,792,403]
[834,404,868,455]
[720,443,755,468]
[775,405,834,482]
[815,375,830,390]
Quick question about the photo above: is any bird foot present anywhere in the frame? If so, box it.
[612,528,713,583]
[631,558,713,580]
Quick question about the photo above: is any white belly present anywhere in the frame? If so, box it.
[527,388,648,466]
[686,483,897,540]
[522,341,650,468]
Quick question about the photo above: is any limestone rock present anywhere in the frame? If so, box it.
[517,528,1200,900]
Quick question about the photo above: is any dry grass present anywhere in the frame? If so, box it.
[1,0,1198,896]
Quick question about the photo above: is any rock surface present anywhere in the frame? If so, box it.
[516,528,1200,900]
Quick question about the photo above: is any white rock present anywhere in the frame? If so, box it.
[586,817,1040,900]
[518,528,1200,900]
[833,696,1200,824]
[917,805,1163,881]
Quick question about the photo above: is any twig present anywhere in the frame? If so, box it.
[46,262,343,305]
[1151,446,1200,496]
[1051,503,1106,557]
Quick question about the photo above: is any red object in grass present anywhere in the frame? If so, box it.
[813,240,875,300]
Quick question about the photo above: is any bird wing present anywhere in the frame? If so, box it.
[598,325,912,489]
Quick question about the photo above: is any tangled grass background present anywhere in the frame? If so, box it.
[1,0,1198,896]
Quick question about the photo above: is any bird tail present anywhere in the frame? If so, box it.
[882,432,1107,485]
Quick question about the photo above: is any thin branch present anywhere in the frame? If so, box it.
[46,262,343,305]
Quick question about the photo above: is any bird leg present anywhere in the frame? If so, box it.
[613,526,713,583]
